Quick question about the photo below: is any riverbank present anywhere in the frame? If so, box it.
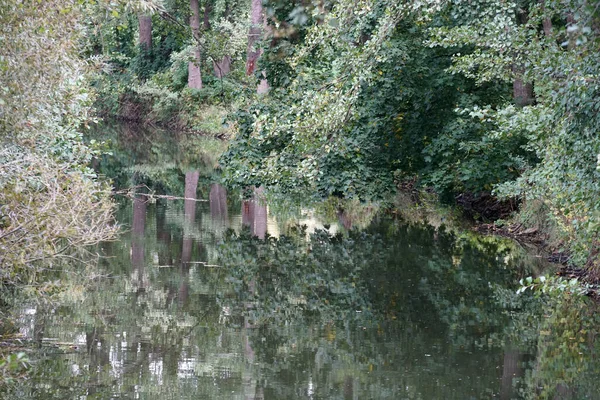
[100,92,235,139]
[390,180,600,296]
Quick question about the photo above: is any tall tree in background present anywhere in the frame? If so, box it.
[188,0,203,89]
[138,13,152,50]
[512,6,533,107]
[247,0,269,93]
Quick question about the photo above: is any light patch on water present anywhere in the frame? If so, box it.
[149,357,164,385]
[76,333,87,345]
[109,345,123,379]
[177,357,196,378]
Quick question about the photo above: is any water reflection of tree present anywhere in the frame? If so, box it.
[216,222,548,399]
[89,123,226,194]
[9,208,600,399]
[520,296,600,400]
[242,187,267,239]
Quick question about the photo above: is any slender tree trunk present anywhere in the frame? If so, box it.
[132,196,146,273]
[188,0,202,89]
[247,0,269,93]
[500,350,524,399]
[513,8,534,107]
[246,0,262,76]
[538,0,553,37]
[132,196,147,293]
[224,3,231,21]
[567,13,577,50]
[209,183,228,221]
[203,2,212,30]
[242,200,255,228]
[513,70,534,107]
[138,14,152,50]
[542,17,552,36]
[182,170,200,263]
[338,209,353,230]
[213,55,231,78]
[180,170,199,306]
[241,187,267,239]
[252,192,267,239]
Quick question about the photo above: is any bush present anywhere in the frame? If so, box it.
[0,147,118,290]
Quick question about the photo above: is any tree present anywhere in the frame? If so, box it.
[221,1,454,199]
[0,0,117,295]
[188,0,203,89]
[138,13,153,50]
[428,0,600,266]
[247,0,269,93]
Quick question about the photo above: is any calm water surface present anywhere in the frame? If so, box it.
[8,127,600,399]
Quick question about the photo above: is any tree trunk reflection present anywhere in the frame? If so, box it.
[132,196,146,292]
[500,349,523,400]
[180,171,199,306]
[209,183,228,222]
[242,187,267,239]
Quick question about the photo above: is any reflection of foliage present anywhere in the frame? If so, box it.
[419,233,531,348]
[0,352,30,386]
[219,227,376,325]
[217,220,550,398]
[521,294,600,399]
[7,203,600,399]
[89,123,227,194]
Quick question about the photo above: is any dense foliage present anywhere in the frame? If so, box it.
[427,0,600,267]
[76,0,600,269]
[0,0,117,298]
[4,0,600,390]
[221,0,600,267]
[86,0,252,128]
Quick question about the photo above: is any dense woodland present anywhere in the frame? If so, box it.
[2,0,599,280]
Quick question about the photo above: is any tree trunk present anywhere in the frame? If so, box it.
[542,17,552,36]
[513,8,534,107]
[539,0,552,37]
[203,2,212,30]
[253,194,267,239]
[567,13,577,50]
[132,196,146,272]
[180,170,199,306]
[182,170,199,267]
[242,187,267,239]
[500,350,524,399]
[188,0,202,89]
[247,0,269,93]
[132,196,147,292]
[513,70,534,107]
[209,183,228,221]
[138,14,152,50]
[246,0,262,76]
[213,55,231,78]
[242,200,255,228]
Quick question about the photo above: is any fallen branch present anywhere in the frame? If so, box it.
[112,185,209,202]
